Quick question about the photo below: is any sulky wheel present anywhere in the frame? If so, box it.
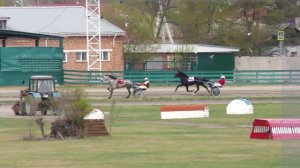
[211,87,221,96]
[133,88,144,97]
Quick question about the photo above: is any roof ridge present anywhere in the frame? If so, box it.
[0,6,84,9]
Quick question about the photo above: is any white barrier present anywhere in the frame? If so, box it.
[227,98,253,115]
[160,104,209,119]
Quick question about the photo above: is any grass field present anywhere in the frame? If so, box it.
[0,103,297,168]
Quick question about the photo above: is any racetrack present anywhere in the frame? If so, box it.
[0,84,299,117]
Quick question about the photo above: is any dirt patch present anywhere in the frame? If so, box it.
[0,104,60,121]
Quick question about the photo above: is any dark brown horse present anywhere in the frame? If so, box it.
[173,71,210,94]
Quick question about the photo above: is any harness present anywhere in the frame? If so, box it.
[117,79,124,85]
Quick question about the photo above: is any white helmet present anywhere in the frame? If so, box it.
[221,75,225,79]
[144,77,148,81]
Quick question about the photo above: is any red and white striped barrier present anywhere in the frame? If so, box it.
[250,119,300,139]
[160,104,209,119]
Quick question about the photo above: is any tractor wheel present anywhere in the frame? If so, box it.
[19,101,27,116]
[25,96,37,115]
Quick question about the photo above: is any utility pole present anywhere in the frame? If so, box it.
[86,0,102,71]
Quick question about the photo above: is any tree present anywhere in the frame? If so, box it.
[0,0,10,6]
[102,0,156,43]
[102,0,299,56]
[164,0,232,44]
[233,0,298,55]
[102,0,158,69]
[274,0,300,19]
[123,43,159,70]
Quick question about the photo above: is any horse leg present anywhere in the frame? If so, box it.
[126,86,131,98]
[185,85,193,92]
[108,89,113,99]
[201,83,211,94]
[174,84,182,92]
[194,84,200,94]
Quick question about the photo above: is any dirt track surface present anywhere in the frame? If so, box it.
[0,85,299,119]
[1,84,300,100]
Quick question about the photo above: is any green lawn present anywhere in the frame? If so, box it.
[0,103,295,168]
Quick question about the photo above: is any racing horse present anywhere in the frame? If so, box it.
[103,74,134,99]
[173,71,211,94]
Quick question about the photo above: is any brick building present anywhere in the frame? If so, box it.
[0,6,125,71]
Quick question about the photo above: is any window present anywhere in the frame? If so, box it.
[101,51,110,61]
[63,53,68,62]
[76,52,87,61]
[37,80,54,92]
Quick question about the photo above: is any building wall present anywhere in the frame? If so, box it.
[235,56,300,70]
[63,36,124,71]
[1,35,124,71]
[1,37,60,47]
[0,37,64,86]
[197,53,235,71]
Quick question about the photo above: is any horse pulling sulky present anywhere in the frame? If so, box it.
[103,75,134,99]
[103,75,150,99]
[173,71,225,96]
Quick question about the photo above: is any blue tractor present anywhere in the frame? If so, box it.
[19,75,61,115]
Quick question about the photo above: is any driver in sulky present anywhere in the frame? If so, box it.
[136,77,150,90]
[213,75,226,87]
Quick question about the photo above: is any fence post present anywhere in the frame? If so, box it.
[234,70,238,84]
[272,71,275,84]
[256,71,258,84]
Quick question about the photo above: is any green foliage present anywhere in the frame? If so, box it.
[103,0,299,56]
[102,0,155,42]
[171,1,208,43]
[59,88,92,135]
[264,10,284,25]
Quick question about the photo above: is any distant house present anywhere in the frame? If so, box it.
[261,26,300,57]
[125,43,239,71]
[0,6,125,71]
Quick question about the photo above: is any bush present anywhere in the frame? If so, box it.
[50,88,92,138]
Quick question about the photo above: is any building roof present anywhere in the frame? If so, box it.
[0,29,63,39]
[126,44,239,53]
[0,6,125,37]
